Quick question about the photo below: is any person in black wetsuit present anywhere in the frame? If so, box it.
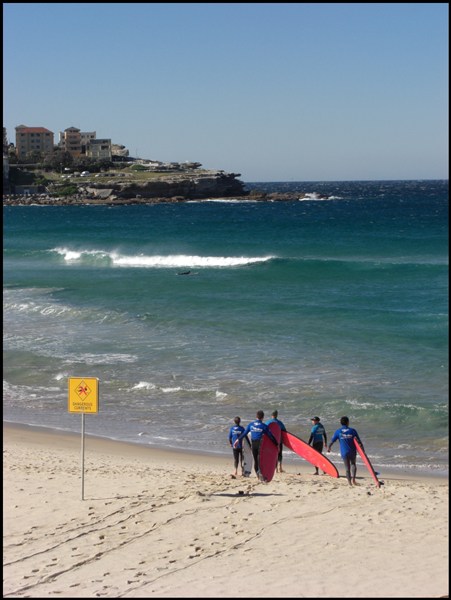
[235,410,278,478]
[228,416,245,477]
[308,416,328,475]
[266,410,287,473]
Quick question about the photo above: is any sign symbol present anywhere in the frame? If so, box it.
[76,381,91,400]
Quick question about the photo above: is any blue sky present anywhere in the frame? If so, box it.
[3,3,448,182]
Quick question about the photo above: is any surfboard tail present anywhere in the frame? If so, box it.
[354,438,381,488]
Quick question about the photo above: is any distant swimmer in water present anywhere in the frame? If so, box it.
[177,270,191,275]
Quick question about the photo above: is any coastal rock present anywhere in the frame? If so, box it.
[84,171,246,200]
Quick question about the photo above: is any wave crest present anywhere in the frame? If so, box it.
[52,247,275,268]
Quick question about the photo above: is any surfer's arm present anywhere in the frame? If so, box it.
[234,425,249,447]
[268,432,279,447]
[307,434,313,445]
[262,425,278,446]
[327,431,339,452]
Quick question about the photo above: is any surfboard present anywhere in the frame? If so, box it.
[242,435,253,477]
[258,421,281,482]
[281,430,339,478]
[354,438,381,488]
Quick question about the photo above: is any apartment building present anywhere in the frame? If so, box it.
[59,126,82,157]
[15,125,54,159]
[59,128,111,160]
[86,138,112,160]
[80,131,96,153]
[11,123,121,162]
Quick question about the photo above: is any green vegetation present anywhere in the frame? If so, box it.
[8,167,51,186]
[51,183,79,197]
[8,167,35,186]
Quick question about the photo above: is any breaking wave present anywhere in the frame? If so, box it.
[52,247,275,268]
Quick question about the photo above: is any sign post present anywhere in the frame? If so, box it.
[68,377,99,500]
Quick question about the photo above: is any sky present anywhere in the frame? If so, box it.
[3,3,449,182]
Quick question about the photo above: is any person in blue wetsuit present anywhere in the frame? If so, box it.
[235,410,279,478]
[327,416,364,486]
[308,416,328,475]
[266,410,287,473]
[228,416,245,477]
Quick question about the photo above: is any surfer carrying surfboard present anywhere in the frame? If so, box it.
[266,410,287,473]
[235,410,279,478]
[327,416,364,486]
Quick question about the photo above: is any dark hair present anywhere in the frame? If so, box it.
[256,410,264,419]
[234,416,241,425]
[340,416,349,426]
[272,410,278,418]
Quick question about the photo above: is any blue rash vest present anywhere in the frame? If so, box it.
[228,424,245,448]
[238,419,278,445]
[330,426,362,458]
[309,422,327,444]
[265,417,287,433]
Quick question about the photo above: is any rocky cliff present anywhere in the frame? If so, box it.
[82,170,246,201]
[3,169,318,205]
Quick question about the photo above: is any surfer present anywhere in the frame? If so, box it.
[308,416,328,475]
[327,416,364,486]
[266,410,287,473]
[228,416,245,477]
[235,410,279,478]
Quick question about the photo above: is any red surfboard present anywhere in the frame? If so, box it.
[258,421,281,482]
[354,438,381,488]
[282,430,339,478]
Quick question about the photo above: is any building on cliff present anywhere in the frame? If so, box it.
[15,125,54,160]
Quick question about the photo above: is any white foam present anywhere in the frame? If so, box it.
[131,381,157,390]
[112,254,274,268]
[51,247,275,268]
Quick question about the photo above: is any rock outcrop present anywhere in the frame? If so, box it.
[3,170,322,205]
[81,171,246,200]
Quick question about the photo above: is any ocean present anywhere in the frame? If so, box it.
[3,179,448,477]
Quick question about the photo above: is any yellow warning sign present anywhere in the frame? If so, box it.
[68,378,99,413]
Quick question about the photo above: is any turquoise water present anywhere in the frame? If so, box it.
[3,180,448,475]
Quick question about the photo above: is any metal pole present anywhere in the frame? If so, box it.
[81,413,85,500]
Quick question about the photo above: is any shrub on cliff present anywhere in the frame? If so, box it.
[50,183,78,197]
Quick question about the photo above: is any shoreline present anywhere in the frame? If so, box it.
[4,421,448,598]
[4,420,448,484]
[2,191,310,206]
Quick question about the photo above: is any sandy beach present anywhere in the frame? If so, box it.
[3,423,448,598]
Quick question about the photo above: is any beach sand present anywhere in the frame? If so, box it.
[3,423,448,598]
